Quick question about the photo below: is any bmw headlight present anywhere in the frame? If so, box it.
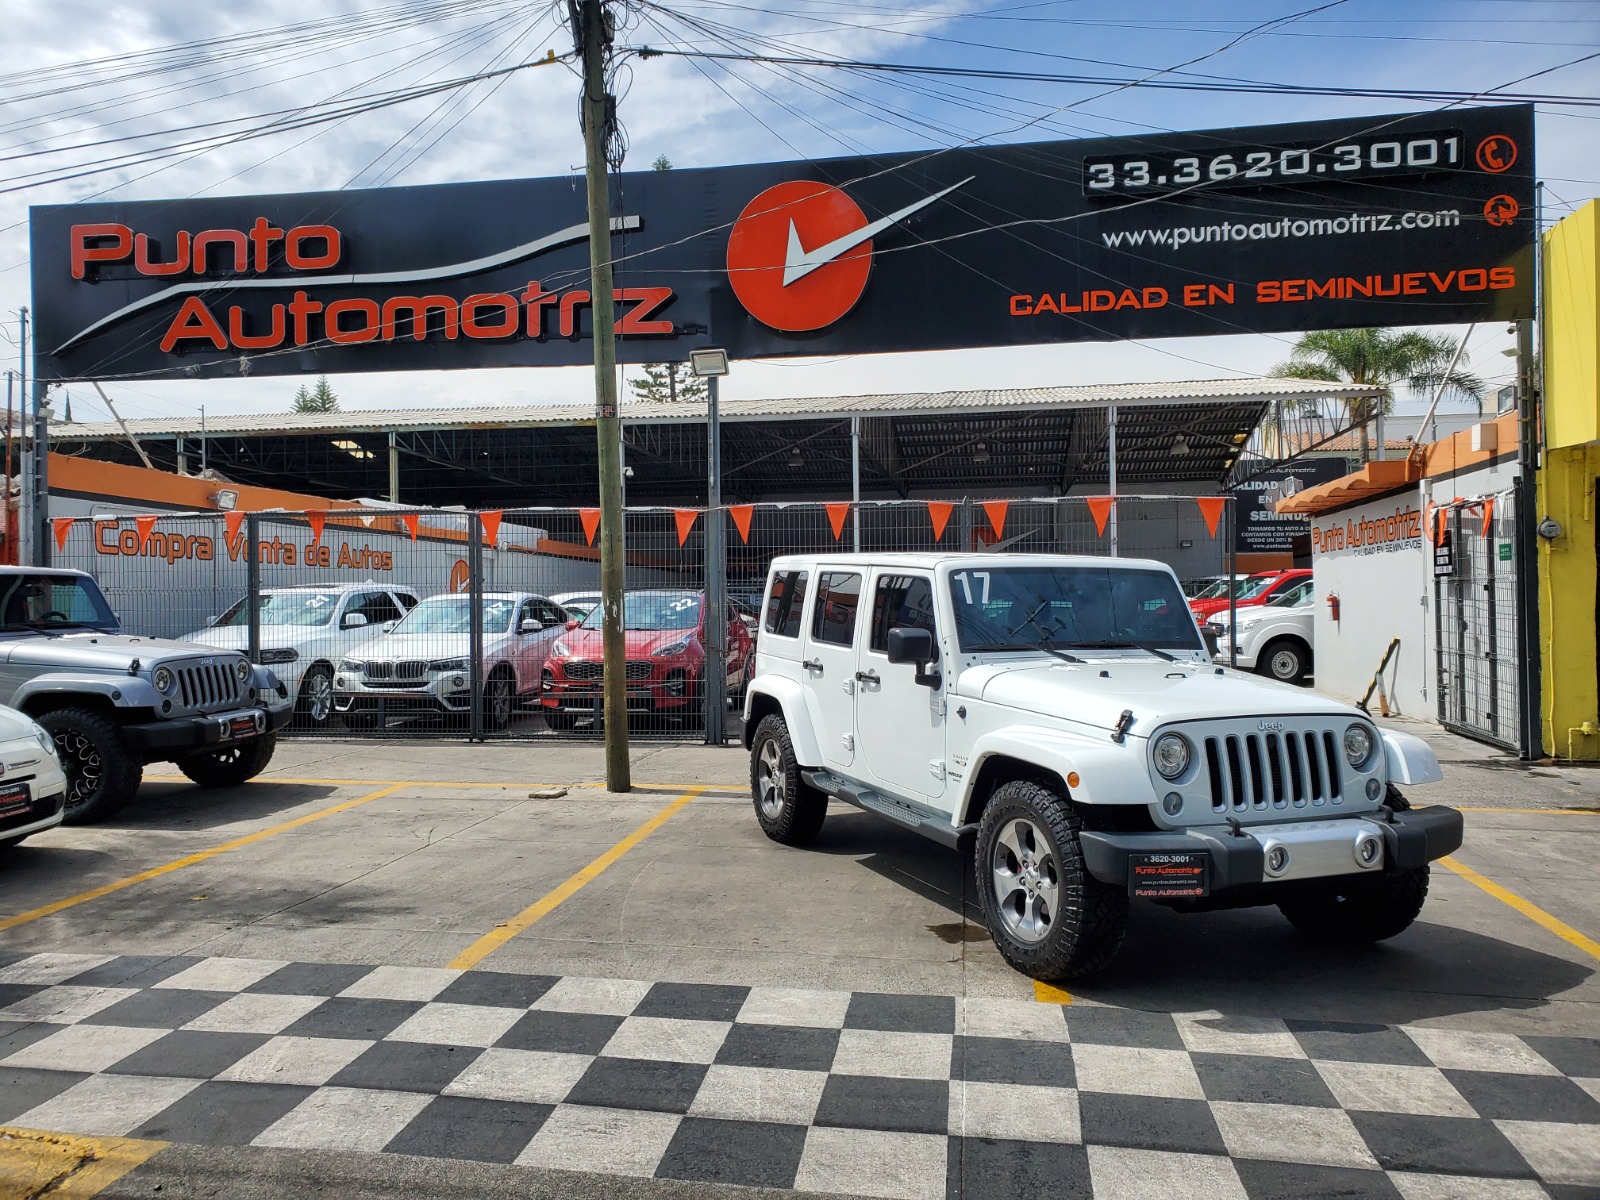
[551,641,571,658]
[1153,732,1192,780]
[428,658,469,672]
[235,658,252,683]
[653,637,693,658]
[1343,723,1375,768]
[338,658,365,672]
[153,666,175,694]
[259,648,299,665]
[33,724,57,756]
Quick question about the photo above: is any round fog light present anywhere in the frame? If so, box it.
[1365,778,1382,801]
[1356,835,1382,867]
[1162,792,1183,816]
[1265,844,1290,876]
[452,675,466,688]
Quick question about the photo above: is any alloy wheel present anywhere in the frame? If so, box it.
[305,672,334,722]
[56,731,103,812]
[756,736,785,819]
[991,817,1060,944]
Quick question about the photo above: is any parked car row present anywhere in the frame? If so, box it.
[1192,570,1316,685]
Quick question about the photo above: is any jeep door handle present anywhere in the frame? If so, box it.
[802,658,823,673]
[854,669,879,685]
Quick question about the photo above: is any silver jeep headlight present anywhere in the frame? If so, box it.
[1343,723,1375,768]
[153,666,175,694]
[1153,732,1191,780]
[235,658,252,683]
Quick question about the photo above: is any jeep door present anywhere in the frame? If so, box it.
[800,569,863,769]
[857,571,946,804]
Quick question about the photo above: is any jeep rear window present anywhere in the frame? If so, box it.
[0,575,116,632]
[763,570,808,638]
[948,566,1203,652]
[811,572,861,647]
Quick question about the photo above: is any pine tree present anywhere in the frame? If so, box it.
[293,376,340,413]
[652,155,672,171]
[629,362,707,404]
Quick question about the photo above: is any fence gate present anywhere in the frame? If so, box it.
[1434,488,1522,752]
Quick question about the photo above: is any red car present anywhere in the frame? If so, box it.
[540,589,754,730]
[1190,569,1311,623]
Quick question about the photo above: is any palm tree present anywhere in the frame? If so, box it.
[1269,328,1485,462]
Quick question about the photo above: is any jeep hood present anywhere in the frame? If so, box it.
[955,658,1355,733]
[0,632,241,673]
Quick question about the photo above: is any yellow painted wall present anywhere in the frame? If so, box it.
[1539,201,1600,759]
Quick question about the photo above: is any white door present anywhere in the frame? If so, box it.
[857,572,947,804]
[800,570,864,769]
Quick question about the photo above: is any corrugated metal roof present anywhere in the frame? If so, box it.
[53,377,1382,441]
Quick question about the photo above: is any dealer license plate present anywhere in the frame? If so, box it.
[1129,852,1209,898]
[229,715,259,740]
[0,781,32,820]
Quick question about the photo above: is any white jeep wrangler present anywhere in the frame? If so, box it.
[742,553,1460,981]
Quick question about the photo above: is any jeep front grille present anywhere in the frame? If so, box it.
[1204,730,1343,812]
[176,661,244,711]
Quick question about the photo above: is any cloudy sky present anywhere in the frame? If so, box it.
[2,0,1596,426]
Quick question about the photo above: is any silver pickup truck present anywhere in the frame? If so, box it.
[0,567,292,823]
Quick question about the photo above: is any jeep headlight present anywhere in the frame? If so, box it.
[234,658,252,683]
[33,724,57,756]
[1343,723,1375,769]
[153,666,175,694]
[1153,732,1191,780]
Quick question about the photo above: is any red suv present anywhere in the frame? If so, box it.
[541,589,754,730]
[1190,569,1311,623]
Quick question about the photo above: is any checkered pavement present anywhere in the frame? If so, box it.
[0,951,1597,1199]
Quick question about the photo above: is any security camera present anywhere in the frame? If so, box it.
[623,466,635,478]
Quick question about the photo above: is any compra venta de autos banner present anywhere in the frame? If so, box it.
[30,105,1533,382]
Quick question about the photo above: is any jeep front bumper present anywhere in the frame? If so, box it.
[1079,806,1463,899]
[122,699,292,757]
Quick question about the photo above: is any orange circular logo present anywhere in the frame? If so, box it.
[1484,194,1519,227]
[727,181,874,332]
[1475,135,1518,174]
[449,559,470,592]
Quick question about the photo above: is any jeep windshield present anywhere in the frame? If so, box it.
[580,593,701,631]
[0,574,118,632]
[948,565,1204,653]
[215,591,343,627]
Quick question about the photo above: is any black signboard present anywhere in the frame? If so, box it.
[1231,459,1352,555]
[1434,529,1457,577]
[30,105,1534,382]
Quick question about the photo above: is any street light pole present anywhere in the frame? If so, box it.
[691,349,730,746]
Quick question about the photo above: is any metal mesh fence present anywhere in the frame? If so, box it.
[52,494,1233,743]
[1434,491,1522,751]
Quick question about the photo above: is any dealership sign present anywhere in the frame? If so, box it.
[30,105,1534,382]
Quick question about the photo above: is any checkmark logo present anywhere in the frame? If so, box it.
[728,177,972,332]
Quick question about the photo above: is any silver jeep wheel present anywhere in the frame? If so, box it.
[990,817,1060,945]
[756,736,785,820]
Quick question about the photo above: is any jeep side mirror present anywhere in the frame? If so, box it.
[886,627,934,666]
[342,613,368,629]
[520,618,543,633]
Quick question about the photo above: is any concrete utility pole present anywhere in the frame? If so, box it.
[578,0,630,791]
[20,307,47,568]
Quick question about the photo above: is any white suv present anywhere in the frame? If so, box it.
[184,584,418,728]
[743,553,1458,982]
[1212,578,1315,684]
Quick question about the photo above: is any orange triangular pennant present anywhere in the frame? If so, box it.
[224,509,246,542]
[729,505,754,544]
[982,500,1008,541]
[135,515,158,550]
[402,513,419,541]
[825,502,850,540]
[307,512,326,545]
[1197,496,1226,538]
[1480,496,1495,538]
[927,501,954,542]
[674,509,699,546]
[579,508,601,546]
[51,517,73,551]
[480,510,503,548]
[1087,496,1114,536]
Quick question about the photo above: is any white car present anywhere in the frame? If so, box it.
[334,592,569,730]
[0,704,69,849]
[743,553,1457,981]
[551,591,601,621]
[1211,578,1315,684]
[184,584,419,729]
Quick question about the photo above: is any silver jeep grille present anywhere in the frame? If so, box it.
[1204,730,1344,812]
[176,660,245,711]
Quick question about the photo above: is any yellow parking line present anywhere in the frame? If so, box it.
[1438,855,1600,962]
[1457,806,1600,816]
[1033,981,1073,1005]
[0,784,408,934]
[144,775,608,789]
[0,1126,166,1198]
[449,786,705,970]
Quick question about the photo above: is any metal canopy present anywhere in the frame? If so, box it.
[50,379,1380,508]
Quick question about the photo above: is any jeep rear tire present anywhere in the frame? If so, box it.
[41,707,142,825]
[975,780,1129,981]
[176,734,277,788]
[750,713,827,845]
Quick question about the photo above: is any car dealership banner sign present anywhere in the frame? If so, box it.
[30,104,1533,382]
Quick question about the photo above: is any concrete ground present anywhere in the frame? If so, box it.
[0,717,1595,1197]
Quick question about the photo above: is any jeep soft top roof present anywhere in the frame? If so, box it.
[765,552,1178,574]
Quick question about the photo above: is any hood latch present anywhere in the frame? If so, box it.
[1110,708,1134,744]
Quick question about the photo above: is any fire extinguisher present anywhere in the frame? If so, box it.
[1326,593,1340,623]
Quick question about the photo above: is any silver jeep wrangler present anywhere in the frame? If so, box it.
[0,568,292,823]
[744,553,1462,981]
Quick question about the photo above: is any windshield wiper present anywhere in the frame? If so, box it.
[1006,602,1085,664]
[1070,640,1178,662]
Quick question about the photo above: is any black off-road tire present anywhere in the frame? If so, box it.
[750,713,828,845]
[975,779,1129,981]
[176,734,277,788]
[1259,638,1311,686]
[1278,786,1429,943]
[293,665,336,730]
[40,707,142,825]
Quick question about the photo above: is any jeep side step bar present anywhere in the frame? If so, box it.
[801,769,975,850]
